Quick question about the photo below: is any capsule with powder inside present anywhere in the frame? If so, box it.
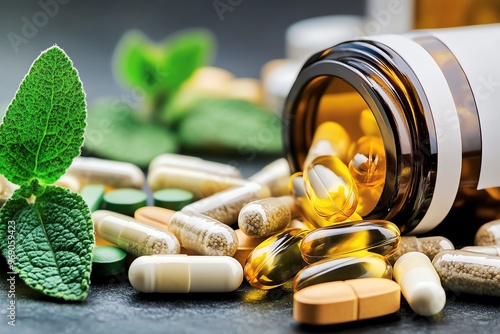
[238,195,296,238]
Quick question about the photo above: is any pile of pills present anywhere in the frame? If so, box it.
[10,147,500,327]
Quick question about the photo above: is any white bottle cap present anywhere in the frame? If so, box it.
[286,15,366,63]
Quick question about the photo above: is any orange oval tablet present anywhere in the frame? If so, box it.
[293,278,400,325]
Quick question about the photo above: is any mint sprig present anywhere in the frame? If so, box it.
[0,46,93,300]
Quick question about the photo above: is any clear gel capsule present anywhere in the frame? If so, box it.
[248,158,291,197]
[389,236,455,264]
[148,166,248,198]
[303,122,351,168]
[238,196,296,238]
[244,228,308,289]
[348,136,386,188]
[300,220,400,264]
[356,186,383,217]
[92,210,180,256]
[292,252,392,292]
[394,252,446,316]
[148,153,243,179]
[182,181,271,225]
[134,206,238,256]
[359,108,379,136]
[67,157,145,189]
[129,255,243,293]
[433,250,500,297]
[303,155,358,222]
[289,172,331,228]
[462,245,500,256]
[474,219,500,245]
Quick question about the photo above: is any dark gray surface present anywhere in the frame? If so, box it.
[2,1,500,333]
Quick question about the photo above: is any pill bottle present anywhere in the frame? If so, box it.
[283,24,500,235]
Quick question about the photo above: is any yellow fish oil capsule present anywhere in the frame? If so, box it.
[134,206,238,256]
[292,252,392,292]
[244,228,308,289]
[389,236,455,264]
[92,210,180,256]
[432,250,500,297]
[238,196,296,238]
[300,220,400,264]
[129,255,243,293]
[359,108,379,136]
[181,182,271,225]
[303,155,358,222]
[394,252,446,316]
[67,157,145,189]
[303,121,351,168]
[289,172,331,228]
[148,153,242,178]
[148,166,248,198]
[474,219,500,245]
[248,158,291,197]
[348,136,386,187]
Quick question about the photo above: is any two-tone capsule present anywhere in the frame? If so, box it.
[129,255,243,293]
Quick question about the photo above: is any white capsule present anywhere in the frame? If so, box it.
[148,166,248,198]
[148,153,242,179]
[248,158,291,197]
[92,210,180,256]
[129,255,243,293]
[394,252,446,316]
[67,157,145,189]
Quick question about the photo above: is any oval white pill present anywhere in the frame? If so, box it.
[129,255,243,293]
[394,251,446,316]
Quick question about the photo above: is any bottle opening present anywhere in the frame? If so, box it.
[291,75,387,218]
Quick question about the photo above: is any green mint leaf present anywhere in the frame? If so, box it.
[0,186,93,300]
[113,29,213,96]
[0,46,86,186]
[85,99,178,167]
[113,30,156,93]
[160,30,213,93]
[178,98,283,154]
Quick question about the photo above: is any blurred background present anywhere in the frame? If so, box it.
[0,1,365,102]
[1,0,499,170]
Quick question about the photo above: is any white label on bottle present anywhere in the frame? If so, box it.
[432,24,500,189]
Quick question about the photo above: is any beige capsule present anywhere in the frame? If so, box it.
[238,195,296,238]
[474,219,500,245]
[248,158,291,197]
[92,210,180,256]
[181,181,271,225]
[461,245,500,256]
[67,157,145,189]
[148,153,242,179]
[148,166,248,198]
[388,236,454,264]
[129,255,243,293]
[135,206,238,257]
[0,175,17,206]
